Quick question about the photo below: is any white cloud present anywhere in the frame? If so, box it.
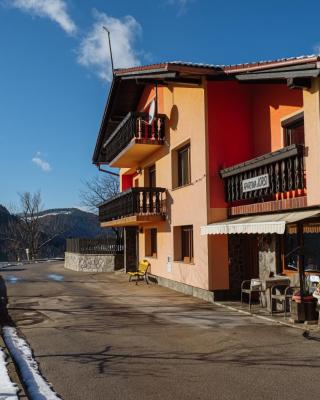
[32,152,51,172]
[165,0,195,15]
[77,10,142,81]
[9,0,77,35]
[313,45,320,55]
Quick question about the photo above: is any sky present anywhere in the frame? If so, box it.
[1,0,320,210]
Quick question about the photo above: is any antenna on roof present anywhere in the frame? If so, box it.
[102,26,114,76]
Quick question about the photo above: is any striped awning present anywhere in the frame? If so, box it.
[201,210,320,235]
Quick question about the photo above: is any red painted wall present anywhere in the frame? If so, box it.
[121,174,134,191]
[207,81,253,208]
[207,81,303,209]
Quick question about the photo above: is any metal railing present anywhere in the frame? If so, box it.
[220,144,305,202]
[99,187,166,223]
[101,112,166,164]
[66,238,124,254]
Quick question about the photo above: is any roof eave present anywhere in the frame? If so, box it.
[92,76,119,164]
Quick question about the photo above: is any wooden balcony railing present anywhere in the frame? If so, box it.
[66,238,124,254]
[101,112,166,164]
[99,187,166,223]
[220,144,305,203]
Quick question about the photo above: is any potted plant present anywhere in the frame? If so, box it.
[292,277,319,322]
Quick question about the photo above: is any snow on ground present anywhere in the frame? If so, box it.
[2,327,61,400]
[0,263,20,270]
[0,345,19,399]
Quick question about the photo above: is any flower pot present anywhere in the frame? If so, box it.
[291,298,318,322]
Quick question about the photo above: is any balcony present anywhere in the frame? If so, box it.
[99,187,166,227]
[220,144,305,203]
[101,112,166,168]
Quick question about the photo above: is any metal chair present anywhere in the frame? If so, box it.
[270,284,299,317]
[241,279,265,310]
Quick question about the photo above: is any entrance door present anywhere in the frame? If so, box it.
[245,235,259,279]
[229,234,259,290]
[124,226,139,272]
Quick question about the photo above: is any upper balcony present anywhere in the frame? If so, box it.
[99,187,167,227]
[101,112,166,168]
[220,144,306,204]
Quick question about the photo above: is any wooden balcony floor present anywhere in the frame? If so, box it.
[100,214,165,227]
[109,139,163,168]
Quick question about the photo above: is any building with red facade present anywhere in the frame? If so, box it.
[93,55,320,302]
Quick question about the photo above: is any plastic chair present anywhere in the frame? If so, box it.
[127,259,150,285]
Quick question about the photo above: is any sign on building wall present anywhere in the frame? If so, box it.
[242,174,269,193]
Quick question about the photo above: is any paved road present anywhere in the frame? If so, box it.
[1,262,320,400]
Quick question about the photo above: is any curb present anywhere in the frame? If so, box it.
[0,328,27,399]
[213,301,318,332]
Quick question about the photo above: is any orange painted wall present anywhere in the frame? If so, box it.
[125,84,211,291]
[251,84,303,156]
[136,85,164,113]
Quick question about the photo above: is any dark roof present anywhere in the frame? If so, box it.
[93,55,320,164]
[114,55,320,76]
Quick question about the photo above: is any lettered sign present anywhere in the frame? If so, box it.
[242,174,269,193]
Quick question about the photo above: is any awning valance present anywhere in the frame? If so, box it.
[201,210,320,235]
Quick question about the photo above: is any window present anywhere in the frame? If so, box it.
[177,144,190,187]
[148,165,156,187]
[145,228,157,257]
[173,225,194,263]
[282,113,305,146]
[181,225,194,263]
[174,225,194,263]
[283,223,320,272]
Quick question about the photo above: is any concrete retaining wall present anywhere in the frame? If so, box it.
[150,274,215,303]
[64,252,124,273]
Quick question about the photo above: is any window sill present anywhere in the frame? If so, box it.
[173,261,195,265]
[171,182,192,191]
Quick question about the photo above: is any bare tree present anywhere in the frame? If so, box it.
[79,174,122,241]
[79,174,119,213]
[2,191,64,260]
[18,191,42,259]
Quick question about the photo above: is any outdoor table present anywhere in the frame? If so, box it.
[262,276,291,312]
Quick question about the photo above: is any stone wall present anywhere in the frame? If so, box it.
[150,274,215,303]
[258,234,277,280]
[64,252,124,273]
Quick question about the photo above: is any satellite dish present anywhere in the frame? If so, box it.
[148,99,156,124]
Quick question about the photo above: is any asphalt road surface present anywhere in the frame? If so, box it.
[1,261,320,400]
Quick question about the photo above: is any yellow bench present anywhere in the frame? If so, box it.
[128,260,150,285]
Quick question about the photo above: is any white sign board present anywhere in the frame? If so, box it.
[242,174,269,193]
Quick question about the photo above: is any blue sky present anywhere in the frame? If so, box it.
[1,0,320,210]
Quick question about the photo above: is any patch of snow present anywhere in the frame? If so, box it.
[4,276,21,284]
[2,327,61,400]
[47,274,64,282]
[0,346,19,399]
[0,263,20,270]
[38,211,71,218]
[25,211,72,220]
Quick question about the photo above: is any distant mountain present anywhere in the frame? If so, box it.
[0,206,112,261]
[36,208,105,238]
